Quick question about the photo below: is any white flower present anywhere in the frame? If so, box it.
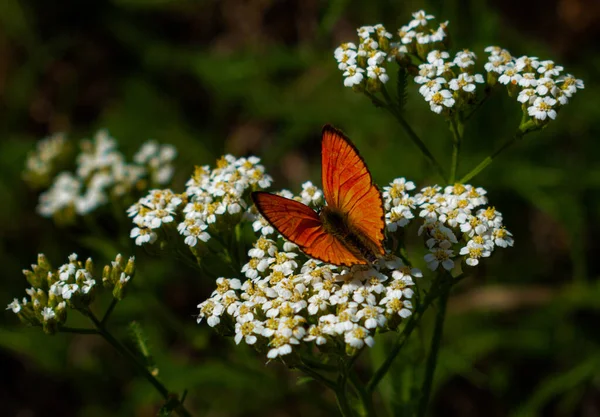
[518,73,538,88]
[449,73,484,93]
[424,245,455,271]
[528,96,557,121]
[343,66,365,87]
[408,10,435,29]
[453,50,476,68]
[41,307,56,322]
[367,66,389,83]
[7,299,21,313]
[517,88,537,104]
[344,325,375,349]
[425,89,455,114]
[426,50,449,66]
[537,60,563,76]
[459,240,491,266]
[498,64,522,85]
[419,77,446,97]
[300,181,323,206]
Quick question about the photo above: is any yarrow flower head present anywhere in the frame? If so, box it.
[484,48,584,126]
[197,175,512,362]
[23,132,72,189]
[128,154,273,262]
[7,253,134,334]
[333,11,583,123]
[34,130,178,224]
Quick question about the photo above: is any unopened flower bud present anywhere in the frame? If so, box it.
[85,258,94,275]
[23,269,42,288]
[37,254,52,271]
[124,256,136,277]
[102,265,111,287]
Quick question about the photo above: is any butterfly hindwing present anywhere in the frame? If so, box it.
[252,192,365,266]
[321,125,385,256]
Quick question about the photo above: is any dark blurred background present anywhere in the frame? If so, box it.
[1,0,600,416]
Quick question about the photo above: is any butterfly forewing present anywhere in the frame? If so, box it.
[252,192,365,265]
[321,126,385,255]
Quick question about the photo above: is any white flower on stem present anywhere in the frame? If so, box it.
[484,56,506,74]
[252,215,275,236]
[344,325,375,349]
[415,64,437,83]
[357,25,375,39]
[517,88,537,104]
[537,60,563,76]
[424,242,455,271]
[454,50,477,69]
[367,66,389,84]
[336,49,358,71]
[459,240,491,266]
[515,55,540,72]
[535,77,556,96]
[498,64,522,85]
[408,10,435,29]
[334,43,357,61]
[130,227,157,246]
[426,50,449,66]
[431,22,448,42]
[557,74,584,97]
[234,320,264,345]
[367,51,386,67]
[449,73,484,93]
[343,66,365,87]
[419,77,446,97]
[492,227,514,248]
[300,181,323,206]
[528,96,557,121]
[425,89,455,114]
[7,299,21,313]
[518,73,538,88]
[356,306,386,329]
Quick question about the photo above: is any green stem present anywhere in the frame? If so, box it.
[84,309,193,417]
[366,283,439,393]
[350,371,377,417]
[335,370,354,417]
[295,364,337,390]
[365,89,447,182]
[458,132,521,183]
[449,118,462,184]
[101,298,119,326]
[417,281,451,417]
[59,327,98,334]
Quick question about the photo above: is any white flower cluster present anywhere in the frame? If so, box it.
[415,49,484,114]
[7,253,134,334]
[23,132,71,188]
[484,47,584,122]
[197,178,513,359]
[384,180,514,270]
[36,130,177,221]
[128,155,272,248]
[7,254,94,333]
[334,10,449,90]
[198,233,421,360]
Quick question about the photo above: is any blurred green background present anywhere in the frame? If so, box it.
[1,0,599,416]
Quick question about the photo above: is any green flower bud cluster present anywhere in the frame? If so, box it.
[7,253,134,334]
[102,254,136,301]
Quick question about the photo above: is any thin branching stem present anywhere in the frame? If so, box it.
[83,308,194,417]
[364,89,447,182]
[417,279,452,417]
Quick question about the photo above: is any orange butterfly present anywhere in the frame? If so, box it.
[251,125,385,266]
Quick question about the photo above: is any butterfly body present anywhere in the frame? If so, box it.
[252,125,386,267]
[319,206,380,263]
